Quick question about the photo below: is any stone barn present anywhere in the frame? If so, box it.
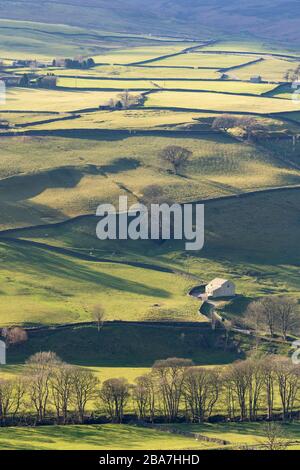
[205,278,235,299]
[0,340,6,365]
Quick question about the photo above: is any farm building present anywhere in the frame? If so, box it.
[205,278,235,298]
[250,75,262,83]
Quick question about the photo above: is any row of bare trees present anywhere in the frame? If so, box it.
[1,354,300,426]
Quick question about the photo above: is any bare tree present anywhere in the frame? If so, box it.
[159,146,192,175]
[50,364,76,424]
[261,422,290,450]
[236,116,260,141]
[132,373,156,421]
[245,297,278,337]
[71,368,99,423]
[275,296,299,341]
[246,359,265,421]
[226,361,251,421]
[117,90,140,109]
[212,114,237,133]
[26,352,62,422]
[152,357,193,422]
[99,378,130,423]
[183,367,220,422]
[261,357,277,420]
[2,327,28,346]
[0,378,26,424]
[275,358,300,420]
[92,304,106,333]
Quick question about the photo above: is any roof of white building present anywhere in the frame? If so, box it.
[207,278,231,289]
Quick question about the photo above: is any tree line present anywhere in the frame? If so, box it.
[0,353,300,426]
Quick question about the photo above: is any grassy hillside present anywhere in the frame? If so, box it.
[4,323,240,366]
[0,131,299,230]
[0,1,299,46]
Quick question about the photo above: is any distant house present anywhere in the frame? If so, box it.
[220,73,229,80]
[28,74,57,89]
[0,75,22,86]
[0,340,6,365]
[38,75,57,89]
[250,75,262,83]
[205,278,235,299]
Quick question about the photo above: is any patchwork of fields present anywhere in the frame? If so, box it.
[0,19,300,450]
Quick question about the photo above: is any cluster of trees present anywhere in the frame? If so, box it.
[106,90,143,110]
[1,326,28,346]
[244,296,299,341]
[1,354,300,426]
[212,114,264,140]
[52,58,95,69]
[284,65,300,82]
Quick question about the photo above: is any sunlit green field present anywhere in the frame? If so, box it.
[54,65,222,79]
[4,88,131,112]
[234,58,298,82]
[148,52,257,68]
[0,131,299,230]
[0,239,202,325]
[92,44,190,65]
[0,424,218,450]
[145,90,300,113]
[57,77,276,94]
[160,422,300,448]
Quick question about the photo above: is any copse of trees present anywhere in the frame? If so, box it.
[59,58,95,69]
[244,296,299,340]
[212,114,265,141]
[1,353,300,426]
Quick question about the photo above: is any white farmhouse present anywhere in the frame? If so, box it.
[0,340,6,365]
[205,278,235,299]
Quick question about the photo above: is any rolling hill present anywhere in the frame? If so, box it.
[0,0,299,46]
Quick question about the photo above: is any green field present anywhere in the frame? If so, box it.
[160,422,300,448]
[1,10,300,454]
[0,424,219,450]
[57,77,276,95]
[145,90,300,113]
[54,65,222,80]
[4,88,131,112]
[148,52,258,69]
[234,58,299,82]
[0,420,299,450]
[3,324,241,366]
[0,131,299,230]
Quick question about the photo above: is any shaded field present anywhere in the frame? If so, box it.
[4,324,240,367]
